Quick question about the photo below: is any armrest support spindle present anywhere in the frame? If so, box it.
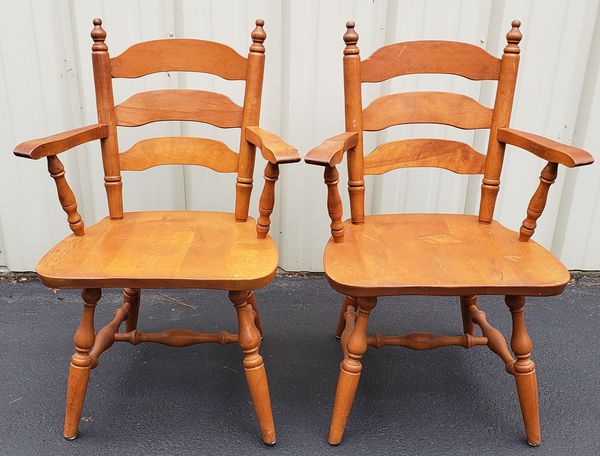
[256,162,279,239]
[519,162,558,241]
[325,166,344,242]
[47,155,84,236]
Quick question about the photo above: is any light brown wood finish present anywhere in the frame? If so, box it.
[119,137,239,172]
[47,156,85,236]
[360,40,501,82]
[245,126,301,164]
[304,132,359,166]
[14,124,107,159]
[123,288,141,332]
[111,39,247,80]
[498,128,594,167]
[115,90,243,128]
[335,296,357,338]
[256,162,279,239]
[520,162,558,241]
[325,166,345,242]
[37,211,278,290]
[363,139,486,175]
[362,91,493,131]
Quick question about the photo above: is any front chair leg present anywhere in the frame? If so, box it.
[229,290,276,444]
[329,296,377,445]
[335,296,357,338]
[124,288,141,332]
[247,290,263,337]
[505,295,541,446]
[64,288,101,440]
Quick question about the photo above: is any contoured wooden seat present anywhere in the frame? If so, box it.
[14,18,299,444]
[305,21,593,446]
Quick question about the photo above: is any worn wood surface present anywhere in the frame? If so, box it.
[245,126,300,164]
[304,132,359,167]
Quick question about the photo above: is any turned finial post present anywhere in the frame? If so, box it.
[250,18,266,53]
[504,20,522,54]
[343,21,359,55]
[91,18,108,52]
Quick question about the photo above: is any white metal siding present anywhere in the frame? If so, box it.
[1,0,599,272]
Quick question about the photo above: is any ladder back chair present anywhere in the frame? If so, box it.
[14,18,299,444]
[305,20,594,446]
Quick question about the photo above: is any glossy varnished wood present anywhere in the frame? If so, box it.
[304,132,359,167]
[360,40,501,82]
[119,137,239,172]
[37,211,278,290]
[323,214,569,297]
[115,90,243,128]
[362,91,493,131]
[363,139,486,175]
[111,39,247,80]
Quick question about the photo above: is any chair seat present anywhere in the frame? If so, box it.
[37,211,278,290]
[323,213,569,297]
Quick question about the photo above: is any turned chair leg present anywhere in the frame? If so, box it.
[64,288,101,440]
[329,296,377,445]
[505,295,541,446]
[247,290,263,337]
[460,295,476,336]
[124,288,141,333]
[230,290,276,444]
[335,296,357,338]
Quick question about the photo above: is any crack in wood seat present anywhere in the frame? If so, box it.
[37,211,278,290]
[323,214,569,297]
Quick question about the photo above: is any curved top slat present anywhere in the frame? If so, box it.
[361,41,501,82]
[111,39,248,80]
[363,139,486,175]
[362,92,493,131]
[115,90,243,128]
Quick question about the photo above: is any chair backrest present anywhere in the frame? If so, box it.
[341,20,522,224]
[90,18,267,222]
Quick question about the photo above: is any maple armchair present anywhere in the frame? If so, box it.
[14,18,298,445]
[305,20,594,447]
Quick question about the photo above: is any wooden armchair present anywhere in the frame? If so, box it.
[14,18,299,444]
[305,21,593,446]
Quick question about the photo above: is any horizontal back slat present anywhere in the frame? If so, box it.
[361,41,501,82]
[362,92,493,131]
[111,39,248,80]
[119,137,239,172]
[364,139,486,175]
[115,90,243,128]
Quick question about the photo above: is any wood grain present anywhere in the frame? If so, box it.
[119,137,239,172]
[362,91,493,131]
[245,126,300,164]
[361,41,501,82]
[37,211,278,290]
[115,90,243,128]
[14,124,107,159]
[256,162,279,238]
[363,139,486,175]
[47,155,85,236]
[111,39,247,80]
[498,128,594,167]
[323,213,570,297]
[519,162,558,241]
[304,132,359,166]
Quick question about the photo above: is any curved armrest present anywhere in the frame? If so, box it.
[14,124,108,160]
[304,132,359,167]
[498,128,594,167]
[245,126,300,164]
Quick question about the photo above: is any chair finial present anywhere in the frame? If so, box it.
[344,21,359,55]
[504,19,522,54]
[250,19,266,53]
[91,18,108,52]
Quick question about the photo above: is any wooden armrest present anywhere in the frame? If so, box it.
[14,124,108,160]
[498,128,594,167]
[245,126,300,164]
[304,132,359,167]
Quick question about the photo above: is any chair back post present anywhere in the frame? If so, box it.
[479,20,522,223]
[235,19,266,222]
[343,22,365,224]
[91,19,123,219]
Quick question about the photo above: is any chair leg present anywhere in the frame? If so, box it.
[64,288,101,440]
[329,296,377,445]
[247,290,263,337]
[505,295,541,446]
[124,288,141,332]
[335,296,357,338]
[460,295,476,336]
[230,290,276,444]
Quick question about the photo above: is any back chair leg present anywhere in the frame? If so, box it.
[505,295,541,446]
[329,296,377,445]
[124,288,141,332]
[230,290,276,444]
[247,290,263,337]
[335,296,357,338]
[64,288,101,440]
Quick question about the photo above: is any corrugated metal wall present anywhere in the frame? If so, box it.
[1,0,599,272]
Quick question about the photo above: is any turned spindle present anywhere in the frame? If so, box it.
[469,302,515,372]
[519,162,558,241]
[324,166,344,242]
[256,162,279,238]
[47,155,84,236]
